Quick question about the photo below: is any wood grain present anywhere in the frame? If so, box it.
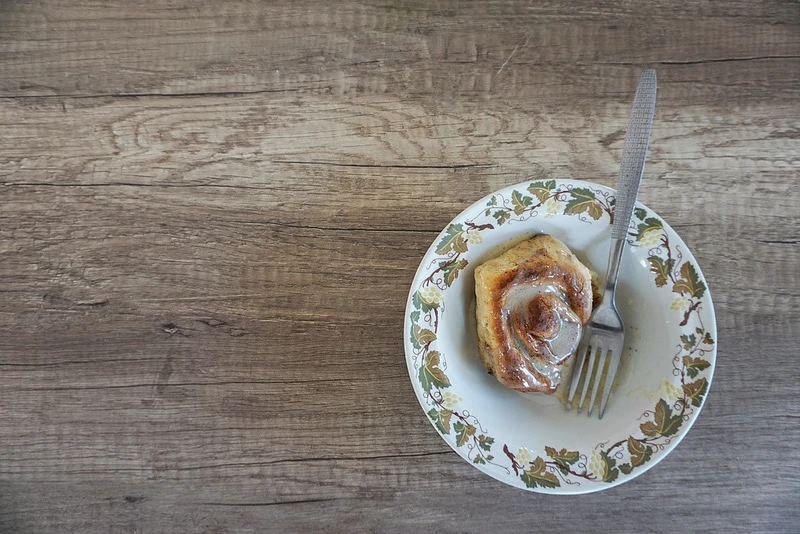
[1,0,798,102]
[0,0,798,532]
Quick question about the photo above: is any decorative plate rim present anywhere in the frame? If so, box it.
[403,179,717,495]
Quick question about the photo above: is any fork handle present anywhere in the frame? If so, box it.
[611,69,657,242]
[605,69,657,298]
[603,238,627,298]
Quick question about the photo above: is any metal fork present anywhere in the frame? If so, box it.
[567,69,657,418]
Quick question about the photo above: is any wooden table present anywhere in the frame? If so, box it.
[1,1,798,531]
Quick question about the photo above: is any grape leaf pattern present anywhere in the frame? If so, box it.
[408,181,714,491]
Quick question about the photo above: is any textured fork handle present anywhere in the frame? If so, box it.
[613,69,657,240]
[605,69,657,296]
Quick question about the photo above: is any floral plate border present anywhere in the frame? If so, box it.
[404,179,716,494]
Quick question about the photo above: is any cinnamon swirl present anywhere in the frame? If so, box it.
[474,234,594,394]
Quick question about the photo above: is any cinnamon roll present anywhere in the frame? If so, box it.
[474,234,594,394]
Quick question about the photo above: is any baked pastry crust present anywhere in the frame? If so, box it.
[474,234,593,393]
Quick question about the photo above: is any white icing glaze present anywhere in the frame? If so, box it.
[499,281,583,389]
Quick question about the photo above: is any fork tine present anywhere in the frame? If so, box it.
[577,345,599,413]
[587,349,610,416]
[567,340,590,408]
[598,349,623,419]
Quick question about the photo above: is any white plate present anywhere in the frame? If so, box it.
[404,179,716,494]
